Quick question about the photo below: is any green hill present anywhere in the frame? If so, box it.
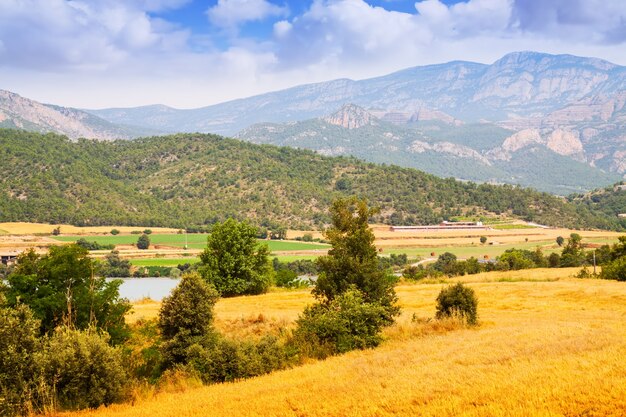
[0,129,623,230]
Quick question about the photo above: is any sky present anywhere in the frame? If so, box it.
[0,0,625,109]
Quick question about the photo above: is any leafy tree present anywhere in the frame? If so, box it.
[601,256,626,281]
[52,227,61,236]
[99,251,131,278]
[560,233,585,267]
[199,219,273,297]
[480,236,487,244]
[432,252,460,276]
[435,283,478,325]
[143,229,152,235]
[110,229,120,235]
[4,246,131,344]
[158,272,219,367]
[314,197,399,320]
[556,236,565,247]
[137,234,150,250]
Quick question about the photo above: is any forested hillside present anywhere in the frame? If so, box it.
[0,129,623,230]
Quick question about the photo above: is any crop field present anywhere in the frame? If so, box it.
[63,268,626,417]
[52,234,330,251]
[0,222,178,235]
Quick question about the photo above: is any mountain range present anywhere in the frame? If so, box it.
[1,51,624,194]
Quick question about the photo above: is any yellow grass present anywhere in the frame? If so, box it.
[60,269,626,417]
[0,222,178,235]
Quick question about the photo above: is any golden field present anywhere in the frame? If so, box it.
[61,268,626,417]
[0,222,179,236]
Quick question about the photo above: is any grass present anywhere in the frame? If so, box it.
[65,269,626,417]
[52,234,330,251]
[129,258,201,267]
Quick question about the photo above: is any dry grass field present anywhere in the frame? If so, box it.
[61,268,626,417]
[0,222,179,235]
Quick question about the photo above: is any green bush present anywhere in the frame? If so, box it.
[137,234,150,250]
[187,335,291,383]
[110,229,120,235]
[601,257,626,281]
[435,283,478,325]
[41,328,127,410]
[293,289,389,359]
[0,302,46,417]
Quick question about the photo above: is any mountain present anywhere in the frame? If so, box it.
[237,104,621,195]
[1,129,623,231]
[0,90,160,140]
[87,51,626,133]
[85,51,626,188]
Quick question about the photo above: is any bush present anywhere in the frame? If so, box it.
[293,289,389,359]
[110,229,120,235]
[143,229,152,235]
[0,302,45,417]
[275,269,306,288]
[187,335,291,383]
[601,257,626,281]
[137,234,150,250]
[435,283,478,325]
[42,328,127,410]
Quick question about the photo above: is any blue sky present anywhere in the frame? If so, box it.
[0,0,625,108]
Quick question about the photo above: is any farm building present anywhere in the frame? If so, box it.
[390,221,490,232]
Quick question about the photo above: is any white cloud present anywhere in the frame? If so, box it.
[207,0,288,30]
[1,0,626,109]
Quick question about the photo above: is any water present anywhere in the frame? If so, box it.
[107,277,180,301]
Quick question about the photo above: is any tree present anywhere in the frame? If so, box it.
[137,234,150,250]
[52,226,61,236]
[199,219,273,297]
[432,252,459,276]
[4,245,131,344]
[560,233,585,267]
[158,272,219,367]
[314,197,399,320]
[556,236,565,247]
[480,236,487,244]
[99,251,131,278]
[110,229,120,235]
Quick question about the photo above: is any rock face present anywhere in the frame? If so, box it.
[0,90,152,140]
[322,104,376,129]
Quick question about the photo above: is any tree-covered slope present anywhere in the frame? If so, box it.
[0,129,622,230]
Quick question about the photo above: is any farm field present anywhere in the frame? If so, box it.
[0,222,179,235]
[65,268,626,417]
[52,234,330,252]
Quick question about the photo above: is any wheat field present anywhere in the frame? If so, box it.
[56,268,626,417]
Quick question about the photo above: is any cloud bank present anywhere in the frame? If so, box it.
[0,0,624,108]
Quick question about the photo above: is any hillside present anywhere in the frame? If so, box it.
[0,90,158,140]
[0,129,623,231]
[237,104,620,195]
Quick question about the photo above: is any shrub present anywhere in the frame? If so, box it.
[435,283,478,325]
[601,257,626,281]
[137,234,150,250]
[480,236,487,244]
[41,328,127,410]
[275,269,302,288]
[143,229,152,235]
[0,302,46,417]
[110,229,120,235]
[293,289,389,359]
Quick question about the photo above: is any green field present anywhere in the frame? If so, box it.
[129,254,322,267]
[53,234,330,251]
[491,224,539,230]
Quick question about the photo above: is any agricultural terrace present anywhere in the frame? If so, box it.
[62,268,626,417]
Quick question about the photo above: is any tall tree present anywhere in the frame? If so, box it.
[314,197,399,320]
[199,219,274,296]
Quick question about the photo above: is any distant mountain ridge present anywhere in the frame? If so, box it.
[237,104,621,195]
[87,51,626,134]
[0,90,160,140]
